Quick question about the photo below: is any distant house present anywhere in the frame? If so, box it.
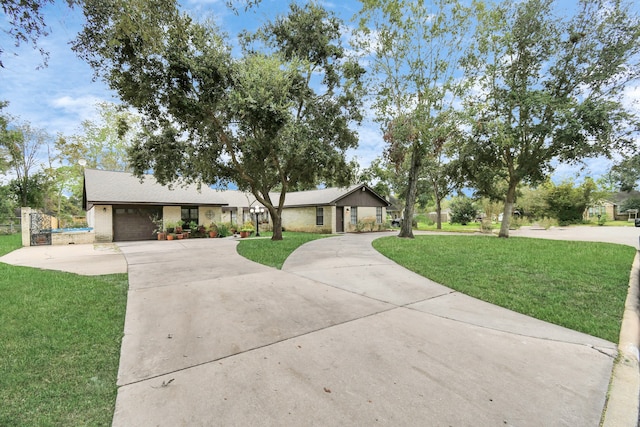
[583,201,618,222]
[83,169,390,242]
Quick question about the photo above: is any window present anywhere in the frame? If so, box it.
[351,206,358,225]
[316,207,324,226]
[181,207,199,228]
[376,207,383,224]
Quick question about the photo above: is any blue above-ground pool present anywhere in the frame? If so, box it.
[51,227,94,233]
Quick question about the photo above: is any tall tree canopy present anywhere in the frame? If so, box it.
[461,0,640,237]
[73,1,364,240]
[0,120,49,207]
[356,0,476,237]
[1,0,78,67]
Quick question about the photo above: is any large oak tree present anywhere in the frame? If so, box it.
[461,0,640,237]
[73,1,364,240]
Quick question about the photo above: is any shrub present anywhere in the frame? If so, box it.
[480,219,494,233]
[216,222,231,237]
[449,197,478,225]
[538,217,557,229]
[597,214,607,226]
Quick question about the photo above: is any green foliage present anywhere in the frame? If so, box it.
[0,0,78,68]
[460,0,640,236]
[354,216,387,232]
[597,214,607,226]
[538,217,557,230]
[611,155,640,192]
[356,0,476,237]
[373,235,635,342]
[449,196,478,225]
[620,197,640,212]
[216,222,231,238]
[544,180,592,226]
[74,2,363,241]
[8,172,49,210]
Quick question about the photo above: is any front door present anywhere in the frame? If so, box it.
[336,206,344,233]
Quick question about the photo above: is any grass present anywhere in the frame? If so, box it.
[0,234,128,426]
[373,234,635,343]
[237,231,332,269]
[415,222,481,232]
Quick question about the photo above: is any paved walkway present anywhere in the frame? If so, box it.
[0,242,127,275]
[112,232,622,426]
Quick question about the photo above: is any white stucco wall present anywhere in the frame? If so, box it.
[94,205,113,242]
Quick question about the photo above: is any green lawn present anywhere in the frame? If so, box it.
[373,235,635,343]
[236,231,332,269]
[0,234,127,426]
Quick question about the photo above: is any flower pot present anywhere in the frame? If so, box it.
[209,231,218,238]
[167,234,175,241]
[157,232,166,241]
[240,230,250,238]
[177,233,184,239]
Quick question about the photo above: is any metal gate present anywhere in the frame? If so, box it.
[30,212,52,246]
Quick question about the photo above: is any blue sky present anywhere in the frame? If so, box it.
[0,0,639,184]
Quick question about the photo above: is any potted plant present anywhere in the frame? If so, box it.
[175,220,184,234]
[165,220,176,234]
[208,223,218,238]
[150,214,165,240]
[240,222,254,238]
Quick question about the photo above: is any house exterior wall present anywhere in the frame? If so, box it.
[94,205,113,242]
[199,206,223,226]
[163,206,182,226]
[221,208,242,226]
[344,206,386,232]
[584,203,616,221]
[281,206,332,233]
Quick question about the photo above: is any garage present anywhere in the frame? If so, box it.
[113,205,162,242]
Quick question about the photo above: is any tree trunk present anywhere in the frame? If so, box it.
[398,145,422,238]
[271,211,283,241]
[434,182,442,230]
[498,181,518,238]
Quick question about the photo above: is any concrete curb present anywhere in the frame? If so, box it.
[601,251,640,427]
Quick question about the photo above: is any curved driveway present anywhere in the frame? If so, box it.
[112,228,632,426]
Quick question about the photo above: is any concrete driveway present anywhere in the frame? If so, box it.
[112,230,626,426]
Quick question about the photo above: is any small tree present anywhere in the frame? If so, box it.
[449,196,477,225]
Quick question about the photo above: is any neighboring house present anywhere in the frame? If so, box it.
[583,201,618,222]
[83,169,390,242]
